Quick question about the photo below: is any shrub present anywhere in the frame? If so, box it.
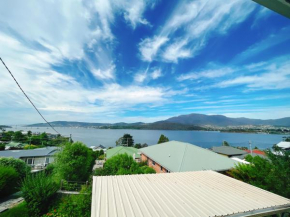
[93,154,155,176]
[23,144,38,149]
[0,157,30,178]
[0,143,5,150]
[140,166,156,174]
[55,142,95,181]
[0,166,19,198]
[21,172,58,216]
[228,149,290,198]
[98,154,104,160]
[46,186,92,217]
[45,163,56,176]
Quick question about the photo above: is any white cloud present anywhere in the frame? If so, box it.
[91,64,116,80]
[178,67,234,81]
[139,36,169,62]
[151,69,163,79]
[134,72,147,83]
[138,0,256,63]
[162,39,191,63]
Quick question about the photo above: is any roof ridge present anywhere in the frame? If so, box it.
[178,143,188,172]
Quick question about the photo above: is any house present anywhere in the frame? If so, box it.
[140,141,238,173]
[90,145,106,152]
[5,142,25,150]
[211,146,247,157]
[91,171,290,217]
[277,141,290,150]
[245,149,266,155]
[106,146,140,162]
[0,147,59,169]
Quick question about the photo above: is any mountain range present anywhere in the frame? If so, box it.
[25,113,290,128]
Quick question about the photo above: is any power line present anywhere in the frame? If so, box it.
[0,57,60,135]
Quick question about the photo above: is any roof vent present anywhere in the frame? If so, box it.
[169,154,171,157]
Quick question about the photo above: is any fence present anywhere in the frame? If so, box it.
[59,180,88,192]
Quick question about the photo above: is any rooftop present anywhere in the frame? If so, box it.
[106,146,140,159]
[211,146,247,156]
[140,141,238,172]
[0,147,59,159]
[91,171,290,217]
[277,141,290,149]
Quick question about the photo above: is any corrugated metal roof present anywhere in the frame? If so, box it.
[106,146,140,159]
[0,147,58,159]
[211,146,247,156]
[91,171,290,217]
[140,141,238,172]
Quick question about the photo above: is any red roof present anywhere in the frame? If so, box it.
[245,149,266,155]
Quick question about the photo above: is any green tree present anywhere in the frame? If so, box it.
[1,131,14,141]
[157,134,169,144]
[222,141,230,146]
[134,143,142,149]
[94,154,156,176]
[55,142,95,181]
[27,130,32,137]
[228,148,290,198]
[116,134,134,147]
[13,131,24,142]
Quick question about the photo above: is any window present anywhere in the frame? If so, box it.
[152,160,155,165]
[160,166,163,171]
[27,158,33,165]
[166,170,170,173]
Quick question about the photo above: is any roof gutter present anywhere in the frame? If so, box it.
[227,204,290,217]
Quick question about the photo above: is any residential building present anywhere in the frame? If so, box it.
[277,141,290,150]
[211,146,247,157]
[91,171,290,217]
[140,141,238,173]
[0,147,59,169]
[5,142,25,150]
[106,146,140,162]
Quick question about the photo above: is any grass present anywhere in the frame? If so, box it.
[0,202,29,217]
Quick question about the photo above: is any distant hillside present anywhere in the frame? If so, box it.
[26,121,205,131]
[165,113,290,127]
[26,113,290,128]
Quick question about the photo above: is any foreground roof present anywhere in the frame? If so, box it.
[0,147,59,159]
[91,171,290,217]
[106,146,140,159]
[211,146,247,156]
[140,141,237,172]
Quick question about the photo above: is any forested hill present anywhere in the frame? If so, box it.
[26,113,290,128]
[164,113,290,127]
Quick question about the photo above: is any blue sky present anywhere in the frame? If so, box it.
[0,0,290,124]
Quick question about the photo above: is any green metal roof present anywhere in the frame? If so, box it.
[106,146,140,159]
[140,141,238,172]
[6,142,25,147]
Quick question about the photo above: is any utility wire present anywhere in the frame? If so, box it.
[0,57,60,135]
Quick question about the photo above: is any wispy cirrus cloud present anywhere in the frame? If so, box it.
[138,0,256,63]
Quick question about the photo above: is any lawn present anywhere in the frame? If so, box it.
[0,202,29,217]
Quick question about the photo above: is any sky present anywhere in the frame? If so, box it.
[0,0,290,125]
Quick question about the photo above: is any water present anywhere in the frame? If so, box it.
[6,126,287,150]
